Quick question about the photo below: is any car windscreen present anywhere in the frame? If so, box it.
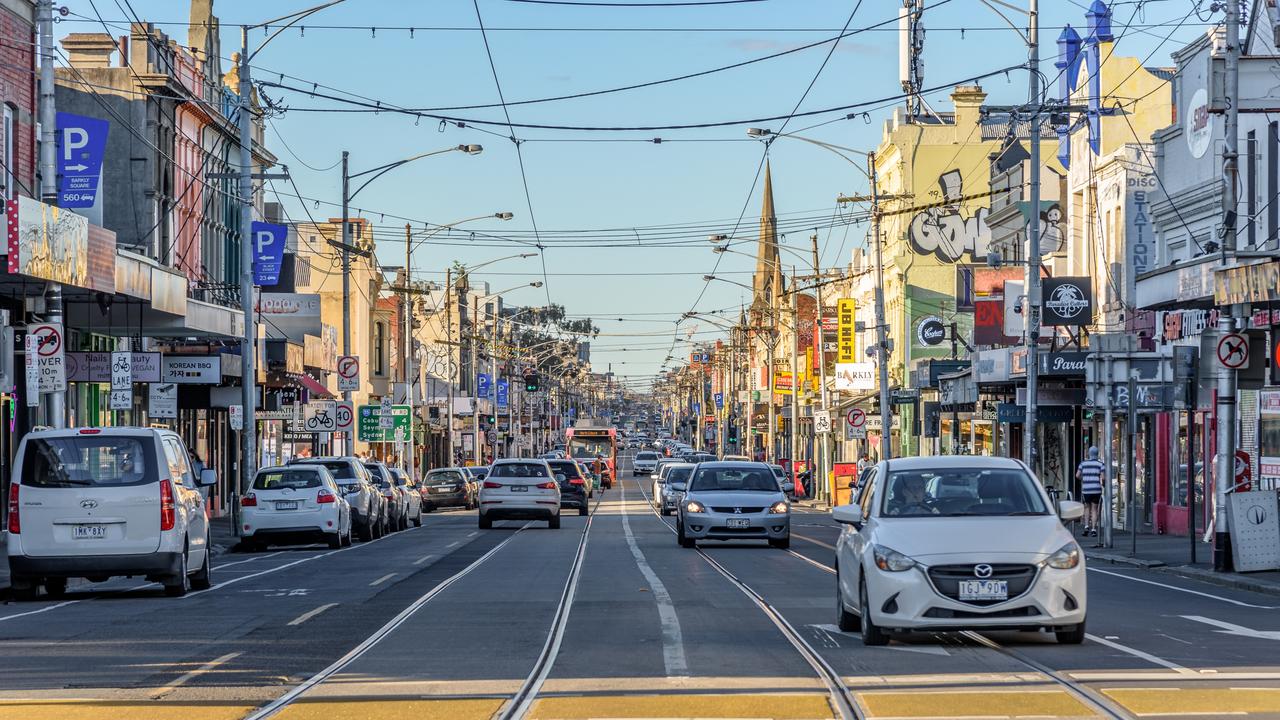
[490,462,551,478]
[254,470,323,490]
[689,467,779,492]
[636,452,658,460]
[666,466,693,488]
[296,460,356,481]
[548,461,583,478]
[22,436,156,488]
[427,470,465,484]
[881,468,1049,517]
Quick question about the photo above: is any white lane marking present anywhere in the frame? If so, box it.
[788,549,837,575]
[369,573,396,587]
[217,551,283,569]
[1086,633,1195,674]
[287,603,339,627]
[792,533,837,551]
[149,651,242,699]
[1180,615,1280,640]
[446,541,461,549]
[0,600,79,623]
[413,554,436,566]
[243,525,530,720]
[619,483,689,677]
[467,531,479,538]
[1088,567,1280,609]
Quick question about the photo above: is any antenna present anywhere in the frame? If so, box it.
[899,0,925,117]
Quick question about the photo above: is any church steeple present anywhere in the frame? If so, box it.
[753,161,784,310]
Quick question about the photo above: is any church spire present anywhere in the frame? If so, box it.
[753,161,783,309]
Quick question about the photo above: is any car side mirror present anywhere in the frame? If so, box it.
[198,468,218,487]
[1058,500,1084,521]
[832,505,863,526]
[650,474,659,480]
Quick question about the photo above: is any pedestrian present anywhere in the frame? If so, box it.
[856,452,871,475]
[1076,446,1105,537]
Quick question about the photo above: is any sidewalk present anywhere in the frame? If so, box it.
[1080,527,1280,597]
[1,516,239,597]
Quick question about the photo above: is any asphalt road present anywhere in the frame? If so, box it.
[3,451,1280,719]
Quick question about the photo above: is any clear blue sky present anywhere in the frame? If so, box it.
[61,0,1218,385]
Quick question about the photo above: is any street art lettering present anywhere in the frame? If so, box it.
[907,169,990,262]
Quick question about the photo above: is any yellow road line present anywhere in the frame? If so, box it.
[0,701,255,720]
[1103,687,1280,716]
[529,692,836,719]
[273,697,505,720]
[857,689,1097,718]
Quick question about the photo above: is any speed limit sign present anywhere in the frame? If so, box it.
[334,401,354,434]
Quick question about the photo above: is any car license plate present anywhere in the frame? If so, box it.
[275,500,299,510]
[511,485,529,492]
[958,579,1008,601]
[73,524,106,539]
[726,518,750,529]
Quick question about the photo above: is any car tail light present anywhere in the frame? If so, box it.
[535,481,556,490]
[240,493,258,507]
[7,484,19,534]
[483,480,503,489]
[160,479,176,531]
[569,478,585,486]
[78,428,102,434]
[383,491,394,500]
[317,489,337,504]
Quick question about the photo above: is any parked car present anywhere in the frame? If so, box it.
[365,461,408,532]
[422,468,473,511]
[478,459,561,529]
[676,461,790,549]
[769,464,796,498]
[633,451,660,476]
[241,465,352,549]
[389,468,423,527]
[576,461,599,497]
[462,466,488,504]
[547,459,590,516]
[658,464,695,516]
[290,457,383,540]
[7,427,216,599]
[832,456,1087,646]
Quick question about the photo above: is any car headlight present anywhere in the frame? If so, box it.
[685,500,706,513]
[872,544,915,572]
[768,501,789,514]
[1044,542,1081,569]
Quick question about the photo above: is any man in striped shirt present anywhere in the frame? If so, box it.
[1076,446,1105,536]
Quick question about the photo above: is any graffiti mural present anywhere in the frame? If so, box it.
[1036,203,1066,255]
[907,169,991,262]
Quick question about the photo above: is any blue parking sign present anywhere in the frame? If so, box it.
[56,112,109,209]
[496,378,509,409]
[477,373,491,399]
[252,221,288,286]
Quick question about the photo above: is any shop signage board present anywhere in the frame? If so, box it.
[359,404,411,442]
[8,197,90,286]
[1042,277,1094,326]
[65,352,161,383]
[836,298,856,362]
[997,403,1074,423]
[337,355,360,391]
[834,362,875,391]
[162,355,221,384]
[916,316,945,346]
[148,383,177,418]
[1039,352,1089,376]
[1215,261,1280,305]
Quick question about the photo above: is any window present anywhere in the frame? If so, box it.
[2,105,14,200]
[374,322,386,375]
[22,437,155,488]
[295,459,357,481]
[881,468,1048,517]
[689,467,778,492]
[254,470,323,490]
[491,462,550,478]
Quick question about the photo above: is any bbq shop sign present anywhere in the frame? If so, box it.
[916,316,946,347]
[1042,277,1093,326]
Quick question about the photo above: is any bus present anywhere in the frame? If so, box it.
[565,423,617,489]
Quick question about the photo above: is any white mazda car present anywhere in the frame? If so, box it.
[833,456,1086,645]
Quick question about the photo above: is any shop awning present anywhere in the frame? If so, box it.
[298,373,334,399]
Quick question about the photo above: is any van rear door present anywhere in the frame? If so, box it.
[14,432,163,557]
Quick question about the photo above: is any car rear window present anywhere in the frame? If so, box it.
[296,460,356,480]
[690,466,779,492]
[491,462,551,478]
[428,471,465,483]
[636,452,658,460]
[548,461,583,478]
[255,470,323,490]
[21,436,156,488]
[472,468,489,480]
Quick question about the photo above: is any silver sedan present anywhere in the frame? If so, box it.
[676,462,790,549]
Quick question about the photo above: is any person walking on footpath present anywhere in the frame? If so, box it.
[1076,446,1105,537]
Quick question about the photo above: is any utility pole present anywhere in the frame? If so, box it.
[790,269,800,479]
[445,268,455,465]
[36,0,62,429]
[1214,0,1241,572]
[237,28,257,491]
[867,153,894,459]
[950,321,961,453]
[340,151,352,456]
[403,224,415,481]
[472,294,481,465]
[811,232,831,501]
[1023,0,1043,475]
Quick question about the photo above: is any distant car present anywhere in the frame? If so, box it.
[833,456,1087,646]
[365,462,408,532]
[769,465,795,498]
[290,457,383,540]
[676,461,790,549]
[479,459,561,529]
[462,466,488,504]
[242,465,352,549]
[389,468,423,527]
[633,451,660,476]
[547,459,590,516]
[657,464,694,516]
[6,427,217,600]
[422,468,473,511]
[694,453,717,464]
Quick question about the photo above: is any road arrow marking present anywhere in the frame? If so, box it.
[1181,615,1280,640]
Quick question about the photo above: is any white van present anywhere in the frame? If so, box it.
[6,427,216,600]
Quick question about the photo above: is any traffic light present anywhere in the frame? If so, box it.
[524,371,540,392]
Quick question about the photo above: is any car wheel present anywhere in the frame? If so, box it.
[43,577,67,599]
[326,530,343,549]
[678,521,696,549]
[859,579,889,646]
[343,523,353,546]
[836,567,859,632]
[479,513,493,529]
[10,576,38,602]
[359,517,373,542]
[549,513,561,529]
[164,550,190,597]
[769,535,791,550]
[189,538,212,589]
[579,505,588,516]
[660,506,670,516]
[398,514,408,532]
[413,512,422,528]
[1055,619,1087,645]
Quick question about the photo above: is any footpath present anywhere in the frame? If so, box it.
[0,515,239,598]
[1079,527,1280,596]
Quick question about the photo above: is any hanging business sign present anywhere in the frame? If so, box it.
[916,316,945,346]
[162,355,222,384]
[836,298,857,362]
[833,362,875,391]
[1039,351,1089,376]
[1041,277,1093,325]
[65,352,161,383]
[251,221,288,286]
[1185,87,1213,159]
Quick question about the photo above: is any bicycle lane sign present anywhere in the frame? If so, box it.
[303,401,336,432]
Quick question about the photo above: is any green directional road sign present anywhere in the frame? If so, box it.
[358,404,411,442]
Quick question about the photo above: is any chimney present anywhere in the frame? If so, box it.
[950,84,988,133]
[117,35,129,68]
[60,33,117,69]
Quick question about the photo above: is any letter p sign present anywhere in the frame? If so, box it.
[63,127,88,161]
[251,221,287,286]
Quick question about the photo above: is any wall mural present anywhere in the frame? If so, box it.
[907,169,991,262]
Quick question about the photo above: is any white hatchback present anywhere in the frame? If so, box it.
[478,459,561,529]
[241,465,352,549]
[7,427,216,599]
[833,456,1087,645]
